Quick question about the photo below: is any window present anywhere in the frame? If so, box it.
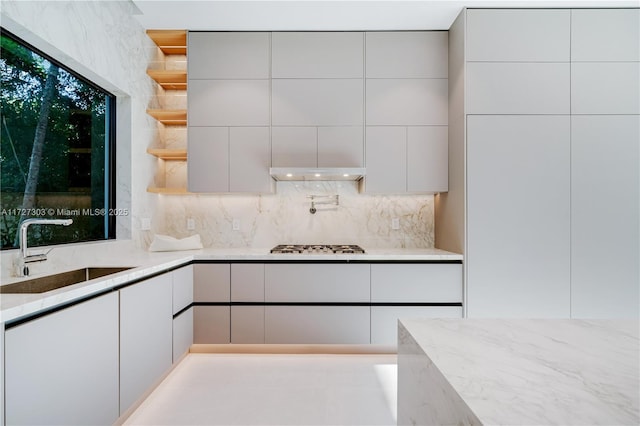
[1,29,116,250]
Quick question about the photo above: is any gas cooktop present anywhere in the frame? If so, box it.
[270,244,365,254]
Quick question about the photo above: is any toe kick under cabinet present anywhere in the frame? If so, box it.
[194,261,463,346]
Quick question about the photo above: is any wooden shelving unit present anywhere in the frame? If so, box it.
[146,147,188,161]
[146,70,187,90]
[146,30,187,55]
[146,29,189,195]
[146,109,187,125]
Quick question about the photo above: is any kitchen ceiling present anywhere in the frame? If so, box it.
[132,0,639,31]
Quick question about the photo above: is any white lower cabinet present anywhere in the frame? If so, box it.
[265,306,370,344]
[194,306,230,343]
[173,307,194,361]
[371,264,463,303]
[371,306,463,345]
[231,306,265,343]
[119,273,173,415]
[5,292,119,425]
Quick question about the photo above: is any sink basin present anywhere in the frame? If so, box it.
[0,267,133,294]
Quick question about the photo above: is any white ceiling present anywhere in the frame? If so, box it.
[132,0,639,31]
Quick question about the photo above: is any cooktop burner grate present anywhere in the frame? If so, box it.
[270,244,365,254]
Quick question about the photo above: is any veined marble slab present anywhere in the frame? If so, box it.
[398,318,640,426]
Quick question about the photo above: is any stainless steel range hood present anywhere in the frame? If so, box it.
[270,167,366,182]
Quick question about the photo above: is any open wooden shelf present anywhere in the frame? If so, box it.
[147,70,187,90]
[146,30,187,55]
[147,186,190,195]
[146,109,187,125]
[147,147,187,161]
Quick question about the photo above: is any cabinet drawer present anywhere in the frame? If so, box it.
[231,306,265,344]
[231,263,265,302]
[172,265,193,314]
[371,264,462,303]
[265,264,370,302]
[193,306,230,344]
[371,306,463,345]
[265,306,370,344]
[173,307,193,361]
[194,264,230,302]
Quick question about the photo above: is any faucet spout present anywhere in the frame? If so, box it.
[17,218,73,276]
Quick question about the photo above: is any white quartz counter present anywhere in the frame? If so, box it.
[398,318,640,426]
[0,241,461,324]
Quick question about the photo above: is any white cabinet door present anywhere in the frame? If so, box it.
[231,263,264,302]
[365,126,406,193]
[466,115,571,318]
[229,127,272,193]
[272,126,317,167]
[5,293,119,426]
[265,306,370,344]
[194,306,230,344]
[371,264,462,303]
[231,306,265,343]
[194,263,230,302]
[173,265,194,314]
[466,9,570,62]
[272,32,363,78]
[371,306,463,346]
[188,127,229,192]
[466,62,570,114]
[318,126,364,167]
[272,79,363,126]
[571,115,640,318]
[365,31,448,78]
[571,63,640,114]
[188,32,270,79]
[407,126,448,193]
[120,273,173,414]
[571,9,640,62]
[265,263,370,302]
[188,80,270,126]
[366,79,448,125]
[173,307,194,361]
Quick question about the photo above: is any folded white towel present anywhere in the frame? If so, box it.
[149,234,204,252]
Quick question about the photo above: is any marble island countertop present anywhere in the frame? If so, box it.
[398,318,640,426]
[0,241,461,324]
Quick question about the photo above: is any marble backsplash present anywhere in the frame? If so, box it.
[152,182,435,249]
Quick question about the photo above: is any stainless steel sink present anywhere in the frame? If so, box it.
[0,267,133,294]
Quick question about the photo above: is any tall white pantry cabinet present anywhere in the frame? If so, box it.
[437,8,639,318]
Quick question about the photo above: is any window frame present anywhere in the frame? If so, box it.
[1,28,117,249]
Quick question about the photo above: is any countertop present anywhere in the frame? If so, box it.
[0,242,462,324]
[397,318,640,426]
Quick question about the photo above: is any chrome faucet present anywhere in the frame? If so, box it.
[16,218,73,276]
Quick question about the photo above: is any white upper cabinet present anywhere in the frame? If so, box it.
[407,126,448,193]
[272,79,363,126]
[229,127,272,193]
[272,32,363,78]
[571,9,640,62]
[466,9,570,62]
[188,79,270,126]
[188,127,229,193]
[366,31,448,78]
[466,62,570,114]
[365,126,406,193]
[317,126,363,167]
[271,127,317,167]
[571,63,640,114]
[366,78,448,125]
[188,32,270,79]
